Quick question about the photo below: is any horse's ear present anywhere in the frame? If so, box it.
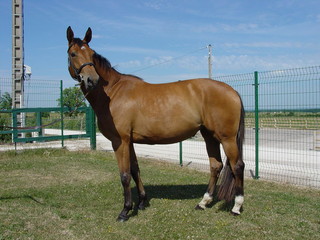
[67,26,74,44]
[84,27,92,44]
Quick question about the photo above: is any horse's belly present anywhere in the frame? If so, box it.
[132,120,200,144]
[132,130,198,144]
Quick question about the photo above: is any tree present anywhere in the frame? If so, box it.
[57,87,87,116]
[0,92,12,110]
[0,92,12,142]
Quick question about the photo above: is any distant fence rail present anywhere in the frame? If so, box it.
[245,116,319,130]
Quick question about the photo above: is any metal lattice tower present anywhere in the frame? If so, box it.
[12,0,24,109]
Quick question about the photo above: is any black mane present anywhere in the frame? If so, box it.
[92,52,112,72]
[93,51,143,80]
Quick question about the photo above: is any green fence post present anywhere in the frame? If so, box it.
[60,80,64,148]
[12,110,18,142]
[179,141,183,166]
[89,106,96,150]
[254,71,260,179]
[36,112,42,136]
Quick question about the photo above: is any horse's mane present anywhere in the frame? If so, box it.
[92,51,143,81]
[93,52,112,72]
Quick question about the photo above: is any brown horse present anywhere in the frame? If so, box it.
[67,27,245,222]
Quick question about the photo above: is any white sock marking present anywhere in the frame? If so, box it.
[232,195,244,215]
[198,193,213,209]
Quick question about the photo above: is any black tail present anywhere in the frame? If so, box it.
[237,95,245,164]
[218,94,245,202]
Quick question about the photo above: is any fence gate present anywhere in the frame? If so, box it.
[0,106,96,150]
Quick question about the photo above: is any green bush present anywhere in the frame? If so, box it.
[0,113,12,143]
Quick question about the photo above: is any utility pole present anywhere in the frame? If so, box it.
[12,0,25,136]
[207,44,212,79]
[12,0,24,110]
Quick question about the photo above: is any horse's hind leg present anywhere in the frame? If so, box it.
[196,128,223,210]
[130,143,147,210]
[220,138,245,215]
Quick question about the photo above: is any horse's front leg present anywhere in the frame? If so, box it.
[114,140,133,222]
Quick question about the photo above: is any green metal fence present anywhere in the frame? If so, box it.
[249,67,320,187]
[0,79,96,150]
[214,66,319,187]
[0,107,96,148]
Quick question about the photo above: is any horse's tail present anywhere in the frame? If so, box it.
[218,93,245,202]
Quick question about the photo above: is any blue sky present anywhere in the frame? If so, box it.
[0,0,319,87]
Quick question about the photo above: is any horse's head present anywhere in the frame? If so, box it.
[67,26,100,90]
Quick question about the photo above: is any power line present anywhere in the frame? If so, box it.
[129,46,208,74]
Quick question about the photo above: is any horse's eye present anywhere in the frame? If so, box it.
[70,52,76,57]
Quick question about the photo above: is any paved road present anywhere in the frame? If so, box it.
[245,128,318,150]
[1,128,319,188]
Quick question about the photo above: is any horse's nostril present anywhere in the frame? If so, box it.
[88,78,93,85]
[86,78,95,89]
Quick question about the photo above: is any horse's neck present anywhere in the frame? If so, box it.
[100,68,145,95]
[100,68,121,90]
[82,73,143,126]
[82,83,107,105]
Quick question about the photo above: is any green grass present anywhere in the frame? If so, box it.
[0,149,319,240]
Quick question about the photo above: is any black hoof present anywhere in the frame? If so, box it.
[138,195,148,210]
[138,204,146,210]
[117,214,129,222]
[195,204,205,210]
[230,211,240,216]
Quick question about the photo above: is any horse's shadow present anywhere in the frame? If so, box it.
[131,184,233,217]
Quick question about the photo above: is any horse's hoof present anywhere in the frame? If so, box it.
[116,214,129,222]
[138,204,145,210]
[195,204,205,210]
[138,195,148,210]
[230,211,240,216]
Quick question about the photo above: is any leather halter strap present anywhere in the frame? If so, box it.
[75,62,95,76]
